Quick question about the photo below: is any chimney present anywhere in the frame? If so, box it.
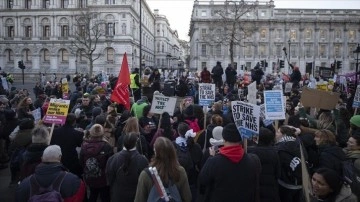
[154,9,159,15]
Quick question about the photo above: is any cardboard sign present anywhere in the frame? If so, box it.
[285,82,293,93]
[300,87,340,110]
[247,81,257,104]
[260,104,273,127]
[198,83,215,106]
[150,95,177,116]
[264,90,286,120]
[43,99,70,125]
[231,101,260,138]
[61,78,69,99]
[353,85,360,108]
[31,108,41,124]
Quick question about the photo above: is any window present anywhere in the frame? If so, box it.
[60,49,69,62]
[41,49,50,62]
[25,0,32,9]
[106,23,115,36]
[290,30,296,40]
[276,45,281,57]
[121,23,126,35]
[79,0,86,8]
[156,59,160,66]
[105,0,115,5]
[349,30,356,40]
[320,29,327,39]
[7,0,13,8]
[319,45,326,57]
[201,62,207,68]
[261,11,266,17]
[215,44,221,56]
[260,29,266,38]
[305,29,312,39]
[79,25,85,37]
[335,29,341,39]
[6,50,14,62]
[259,45,266,56]
[61,0,69,8]
[122,14,126,18]
[156,43,160,53]
[25,26,32,38]
[7,26,14,37]
[305,45,312,57]
[290,45,296,57]
[201,44,207,56]
[201,10,207,17]
[245,46,252,56]
[201,28,207,36]
[334,45,341,58]
[24,49,32,62]
[80,50,86,61]
[276,29,282,39]
[43,25,50,37]
[43,0,50,8]
[61,25,68,37]
[349,45,355,58]
[161,43,164,53]
[107,48,114,62]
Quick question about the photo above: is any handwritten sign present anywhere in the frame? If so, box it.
[61,78,69,99]
[231,101,260,139]
[264,90,286,120]
[247,81,257,104]
[198,83,215,106]
[150,95,177,116]
[43,99,70,125]
[353,85,360,108]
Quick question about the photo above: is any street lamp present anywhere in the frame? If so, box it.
[288,39,291,73]
[354,43,360,87]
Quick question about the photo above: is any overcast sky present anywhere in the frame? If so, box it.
[146,0,359,41]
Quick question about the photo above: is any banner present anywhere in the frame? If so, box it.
[31,108,41,124]
[353,85,360,108]
[198,83,215,106]
[231,101,260,139]
[43,99,70,125]
[264,90,286,120]
[61,78,69,99]
[300,87,340,110]
[247,81,257,104]
[150,95,177,116]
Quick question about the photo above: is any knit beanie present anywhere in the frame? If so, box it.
[350,115,360,128]
[222,123,242,143]
[89,124,104,137]
[210,126,224,146]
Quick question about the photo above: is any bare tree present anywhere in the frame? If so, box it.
[204,0,258,67]
[71,11,105,76]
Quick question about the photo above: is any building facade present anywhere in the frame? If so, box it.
[189,0,360,75]
[0,0,184,79]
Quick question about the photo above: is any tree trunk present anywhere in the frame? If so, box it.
[89,56,93,76]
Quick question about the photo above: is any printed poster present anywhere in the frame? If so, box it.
[43,99,70,125]
[231,101,260,139]
[198,83,215,106]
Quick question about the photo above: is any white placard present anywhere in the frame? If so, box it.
[198,83,215,106]
[32,108,41,124]
[1,77,8,90]
[264,90,286,120]
[231,101,260,139]
[150,95,177,116]
[247,81,257,104]
[285,82,293,93]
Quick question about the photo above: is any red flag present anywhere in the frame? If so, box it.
[110,53,131,110]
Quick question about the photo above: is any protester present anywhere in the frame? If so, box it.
[106,132,149,201]
[15,145,86,202]
[343,133,360,171]
[200,67,211,83]
[211,61,224,89]
[150,112,177,148]
[139,105,158,144]
[17,97,35,120]
[225,64,237,91]
[134,137,192,202]
[130,68,141,102]
[149,68,161,92]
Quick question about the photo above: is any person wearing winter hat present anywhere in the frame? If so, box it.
[350,115,360,135]
[209,126,224,147]
[199,123,261,202]
[80,124,113,202]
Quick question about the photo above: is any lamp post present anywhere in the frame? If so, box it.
[288,39,291,73]
[354,43,360,87]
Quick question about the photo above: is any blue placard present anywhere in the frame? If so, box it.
[353,85,360,108]
[264,90,285,120]
[199,83,215,106]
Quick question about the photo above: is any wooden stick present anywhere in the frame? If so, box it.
[354,108,358,116]
[275,120,279,132]
[243,138,248,154]
[157,114,162,130]
[49,123,55,142]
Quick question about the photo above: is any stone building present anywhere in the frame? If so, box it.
[189,0,360,75]
[0,0,184,79]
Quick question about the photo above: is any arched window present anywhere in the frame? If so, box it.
[41,18,51,39]
[107,48,115,62]
[5,49,14,63]
[5,18,14,38]
[60,49,69,62]
[24,18,32,38]
[40,49,50,62]
[23,49,32,62]
[25,0,32,9]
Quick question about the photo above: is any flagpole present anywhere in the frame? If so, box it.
[139,0,143,98]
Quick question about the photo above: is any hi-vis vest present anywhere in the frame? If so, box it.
[130,73,139,89]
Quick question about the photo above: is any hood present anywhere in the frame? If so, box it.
[319,145,346,160]
[219,145,244,163]
[335,184,354,202]
[344,148,360,159]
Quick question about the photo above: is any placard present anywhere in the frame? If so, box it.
[247,81,257,104]
[260,104,273,127]
[61,78,69,99]
[1,77,9,90]
[198,83,215,106]
[353,85,360,108]
[231,101,260,139]
[150,95,177,116]
[285,82,293,93]
[43,99,70,125]
[31,108,41,124]
[300,87,340,110]
[264,90,286,120]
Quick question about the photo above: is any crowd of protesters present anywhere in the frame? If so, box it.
[0,62,359,202]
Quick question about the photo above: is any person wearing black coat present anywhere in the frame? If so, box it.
[211,61,224,89]
[248,128,281,202]
[290,67,302,89]
[225,64,237,91]
[50,113,84,178]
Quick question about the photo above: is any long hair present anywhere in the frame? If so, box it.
[317,112,334,130]
[122,132,140,175]
[123,117,140,134]
[160,112,173,141]
[17,97,31,109]
[151,137,180,183]
[315,129,337,146]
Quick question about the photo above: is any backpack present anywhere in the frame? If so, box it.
[185,119,200,133]
[342,159,360,198]
[28,171,66,202]
[278,147,303,186]
[145,169,182,202]
[174,143,194,175]
[81,141,108,187]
